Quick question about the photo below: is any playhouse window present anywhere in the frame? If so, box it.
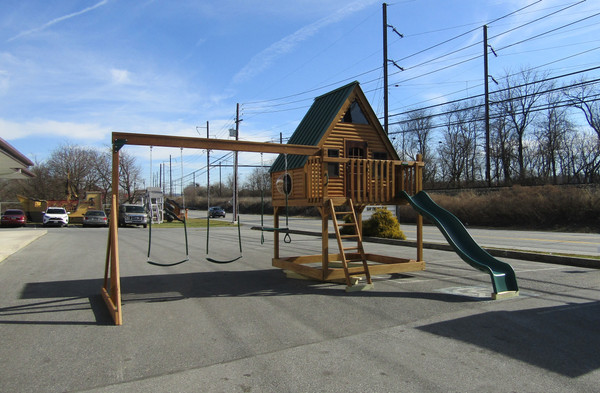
[373,152,387,160]
[342,101,369,125]
[327,149,340,178]
[347,147,365,159]
[276,173,292,196]
[346,140,367,159]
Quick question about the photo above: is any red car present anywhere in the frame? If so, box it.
[1,209,27,227]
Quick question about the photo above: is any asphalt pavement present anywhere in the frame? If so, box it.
[0,224,599,392]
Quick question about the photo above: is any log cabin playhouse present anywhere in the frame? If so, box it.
[269,81,426,289]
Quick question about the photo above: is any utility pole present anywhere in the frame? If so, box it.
[232,103,241,224]
[169,154,172,197]
[483,25,491,187]
[383,2,388,134]
[206,121,210,212]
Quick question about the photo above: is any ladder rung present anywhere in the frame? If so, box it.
[343,246,360,251]
[347,258,366,263]
[334,211,352,215]
[340,234,359,239]
[338,223,354,227]
[347,267,367,274]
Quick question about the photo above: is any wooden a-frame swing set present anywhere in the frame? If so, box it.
[103,131,427,326]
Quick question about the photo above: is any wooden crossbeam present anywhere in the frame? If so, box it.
[112,132,320,156]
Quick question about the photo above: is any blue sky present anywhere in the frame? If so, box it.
[1,0,599,188]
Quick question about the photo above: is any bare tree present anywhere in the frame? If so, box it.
[394,108,435,183]
[565,77,600,141]
[437,101,484,187]
[243,166,271,195]
[118,150,142,203]
[533,91,573,184]
[495,68,551,182]
[400,109,433,161]
[46,143,99,198]
[91,148,112,198]
[562,129,600,183]
[22,161,61,199]
[489,110,515,185]
[438,105,466,186]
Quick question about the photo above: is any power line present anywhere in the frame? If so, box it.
[239,1,597,127]
[387,73,600,127]
[242,1,554,114]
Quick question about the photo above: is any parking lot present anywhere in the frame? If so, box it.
[1,224,599,392]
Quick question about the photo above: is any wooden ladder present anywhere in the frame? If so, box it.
[329,198,372,288]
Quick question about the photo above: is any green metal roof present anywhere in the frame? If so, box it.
[270,81,359,173]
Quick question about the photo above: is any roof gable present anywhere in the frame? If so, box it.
[270,81,398,172]
[270,81,358,172]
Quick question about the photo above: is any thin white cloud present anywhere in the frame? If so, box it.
[110,68,132,85]
[233,0,379,84]
[0,118,107,142]
[7,0,109,42]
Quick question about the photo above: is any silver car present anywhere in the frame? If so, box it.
[83,210,108,227]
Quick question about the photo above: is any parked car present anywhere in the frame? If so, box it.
[1,209,27,227]
[83,210,108,227]
[208,206,226,218]
[118,204,148,228]
[43,207,69,227]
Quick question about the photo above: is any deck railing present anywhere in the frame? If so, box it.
[306,157,324,203]
[306,156,423,204]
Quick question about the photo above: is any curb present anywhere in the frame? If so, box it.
[265,228,600,270]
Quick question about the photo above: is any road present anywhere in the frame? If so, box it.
[193,211,600,257]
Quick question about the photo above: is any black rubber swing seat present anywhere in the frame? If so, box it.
[206,256,243,264]
[147,257,189,267]
[259,227,290,232]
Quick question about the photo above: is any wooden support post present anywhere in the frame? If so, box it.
[320,152,329,279]
[320,205,329,279]
[273,206,280,260]
[321,149,328,202]
[416,154,424,262]
[102,147,123,325]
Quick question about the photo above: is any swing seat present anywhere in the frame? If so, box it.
[253,226,292,244]
[258,226,290,232]
[147,257,189,267]
[147,210,189,267]
[206,255,243,264]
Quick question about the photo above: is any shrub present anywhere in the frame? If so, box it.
[362,208,406,239]
[340,208,406,239]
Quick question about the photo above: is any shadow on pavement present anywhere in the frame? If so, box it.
[1,269,485,325]
[418,301,600,378]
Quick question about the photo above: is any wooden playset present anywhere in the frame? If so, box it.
[103,81,440,325]
[267,81,426,286]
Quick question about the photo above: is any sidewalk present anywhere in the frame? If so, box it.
[0,228,47,263]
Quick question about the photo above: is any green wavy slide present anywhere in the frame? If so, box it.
[401,191,519,298]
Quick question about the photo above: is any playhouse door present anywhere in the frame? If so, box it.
[345,140,367,199]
